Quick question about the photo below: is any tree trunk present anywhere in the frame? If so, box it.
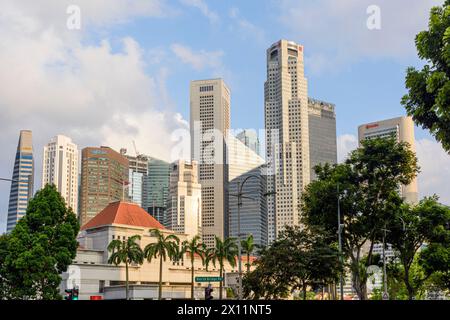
[191,255,195,300]
[159,255,163,300]
[219,265,223,300]
[125,260,129,300]
[302,281,307,300]
[247,253,250,274]
[404,266,414,300]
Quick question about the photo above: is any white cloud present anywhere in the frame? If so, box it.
[337,134,358,163]
[171,43,225,72]
[228,7,265,43]
[0,0,187,232]
[337,134,450,205]
[180,0,219,24]
[279,0,444,74]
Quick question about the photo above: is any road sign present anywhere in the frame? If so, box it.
[195,276,223,282]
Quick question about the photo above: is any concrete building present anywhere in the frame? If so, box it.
[42,135,79,214]
[358,116,419,204]
[79,147,129,226]
[190,79,230,248]
[308,98,337,181]
[236,129,261,156]
[61,201,247,300]
[145,157,170,226]
[166,160,202,240]
[120,149,148,208]
[264,40,310,243]
[6,130,34,233]
[227,135,268,248]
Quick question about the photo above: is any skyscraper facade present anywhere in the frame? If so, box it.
[191,78,230,247]
[358,116,419,204]
[6,130,34,233]
[120,149,149,208]
[308,98,337,181]
[145,157,170,226]
[264,40,310,243]
[167,160,202,240]
[79,146,129,226]
[227,135,268,248]
[236,129,261,156]
[42,135,79,214]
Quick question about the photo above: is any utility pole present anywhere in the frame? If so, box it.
[337,183,344,300]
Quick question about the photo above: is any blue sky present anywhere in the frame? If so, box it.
[0,0,449,232]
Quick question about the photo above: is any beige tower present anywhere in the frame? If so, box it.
[167,160,202,240]
[264,40,310,243]
[190,79,230,247]
[358,116,419,204]
[42,135,79,214]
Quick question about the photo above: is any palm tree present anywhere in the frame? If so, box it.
[107,235,144,300]
[144,229,180,300]
[180,235,206,299]
[205,236,238,299]
[241,234,255,273]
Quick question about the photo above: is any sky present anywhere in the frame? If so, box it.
[1,0,449,232]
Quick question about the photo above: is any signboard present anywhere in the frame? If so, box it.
[195,276,223,282]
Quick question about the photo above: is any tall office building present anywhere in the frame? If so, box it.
[145,157,170,226]
[167,160,202,239]
[308,98,337,181]
[191,78,230,247]
[120,149,148,208]
[358,116,419,204]
[6,130,34,233]
[42,135,79,214]
[79,146,129,226]
[237,129,261,156]
[227,135,268,248]
[264,40,310,243]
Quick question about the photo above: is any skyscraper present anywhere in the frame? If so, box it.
[308,98,337,181]
[264,40,310,243]
[167,160,202,240]
[79,146,129,226]
[145,157,170,226]
[42,135,79,214]
[191,78,230,247]
[120,149,148,208]
[237,129,261,156]
[7,130,34,233]
[358,116,419,204]
[227,135,268,248]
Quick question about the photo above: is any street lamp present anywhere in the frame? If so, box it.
[381,224,390,300]
[337,183,345,300]
[230,174,275,300]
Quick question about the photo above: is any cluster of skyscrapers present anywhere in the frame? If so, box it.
[4,39,418,250]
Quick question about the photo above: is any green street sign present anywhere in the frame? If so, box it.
[195,276,223,282]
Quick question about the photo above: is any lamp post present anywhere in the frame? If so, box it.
[337,183,344,300]
[231,174,275,300]
[381,224,390,300]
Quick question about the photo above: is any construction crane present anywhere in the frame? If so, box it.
[132,140,140,157]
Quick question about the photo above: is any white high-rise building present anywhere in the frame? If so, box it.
[42,135,79,214]
[264,40,310,243]
[190,79,230,247]
[167,160,202,240]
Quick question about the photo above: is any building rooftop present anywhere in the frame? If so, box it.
[81,201,165,231]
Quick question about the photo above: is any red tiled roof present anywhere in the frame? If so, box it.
[81,201,165,231]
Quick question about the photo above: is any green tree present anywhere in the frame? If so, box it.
[1,184,79,299]
[387,196,450,299]
[144,229,180,300]
[180,235,206,300]
[107,234,144,300]
[0,234,11,299]
[402,0,450,152]
[302,137,419,299]
[241,234,255,273]
[205,236,238,299]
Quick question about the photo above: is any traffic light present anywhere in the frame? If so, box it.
[64,289,73,300]
[72,287,79,300]
[205,285,213,300]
